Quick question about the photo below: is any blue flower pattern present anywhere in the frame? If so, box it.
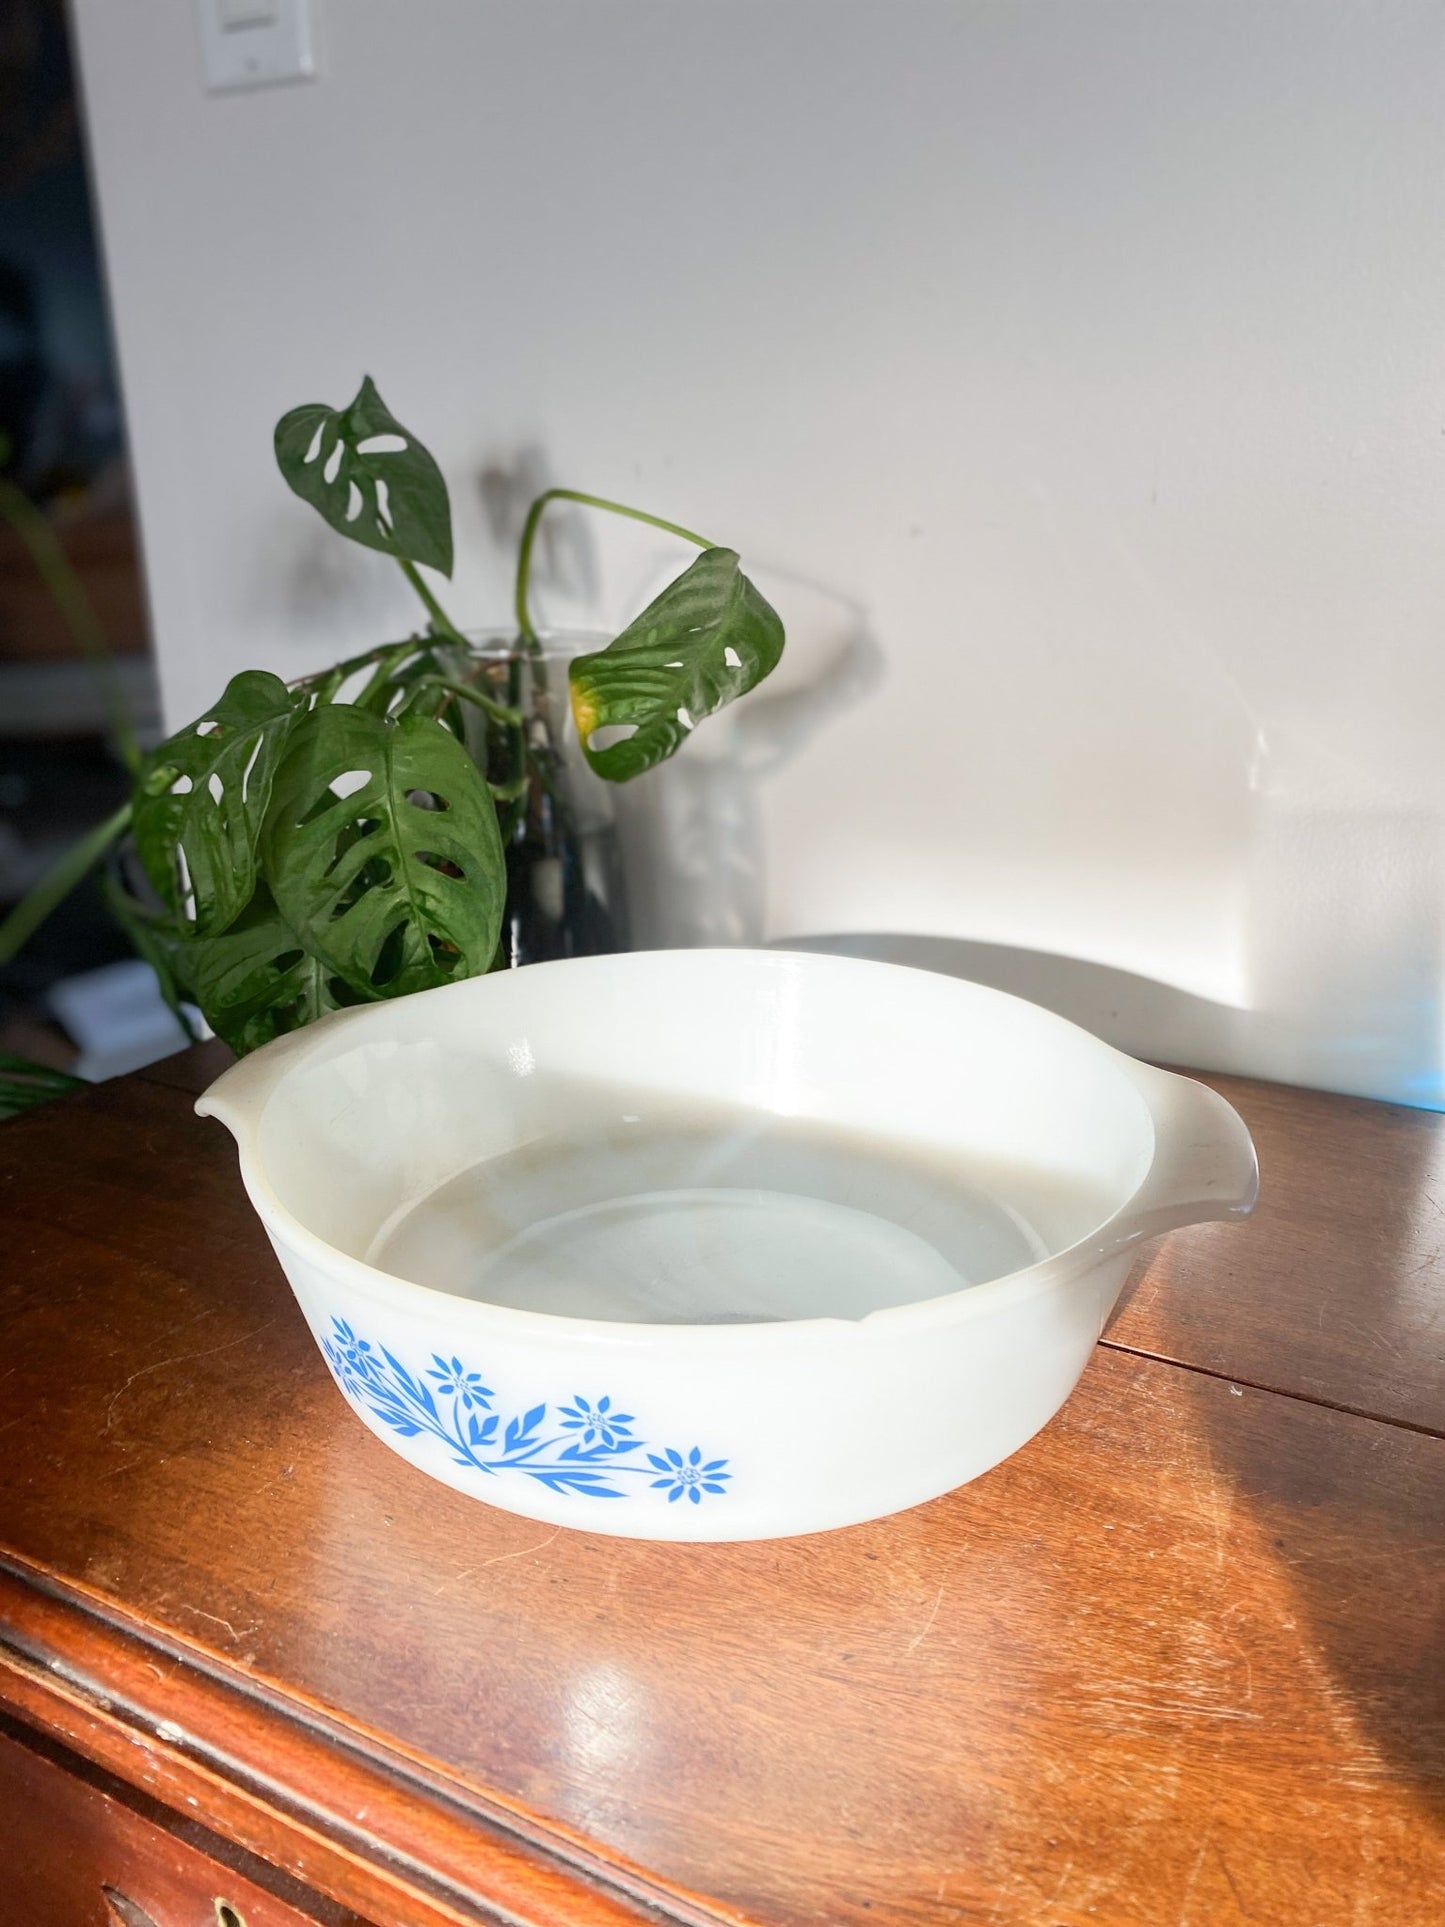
[321,1318,730,1506]
[426,1355,493,1409]
[558,1395,634,1449]
[649,1445,731,1505]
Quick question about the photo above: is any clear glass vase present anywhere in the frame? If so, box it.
[461,631,629,968]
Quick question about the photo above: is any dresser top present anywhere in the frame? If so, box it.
[1,1046,1441,1925]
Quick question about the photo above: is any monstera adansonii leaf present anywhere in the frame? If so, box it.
[274,375,453,575]
[567,547,784,781]
[180,884,346,1056]
[132,670,304,936]
[262,702,504,999]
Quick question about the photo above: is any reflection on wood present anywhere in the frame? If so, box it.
[0,1061,1438,1924]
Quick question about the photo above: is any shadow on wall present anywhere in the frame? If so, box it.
[781,920,1443,1111]
[479,446,599,613]
[784,932,1242,1065]
[476,453,884,950]
[367,450,1441,1116]
[613,572,884,950]
[1239,804,1443,1109]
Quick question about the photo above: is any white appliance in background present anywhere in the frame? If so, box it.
[48,959,195,1083]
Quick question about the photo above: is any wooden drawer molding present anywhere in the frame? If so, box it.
[0,1716,350,1925]
[0,1557,737,1927]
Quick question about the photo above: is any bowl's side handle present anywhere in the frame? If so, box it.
[1115,1061,1260,1243]
[193,1002,375,1147]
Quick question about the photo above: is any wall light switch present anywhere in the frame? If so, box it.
[196,0,316,93]
[220,1,278,28]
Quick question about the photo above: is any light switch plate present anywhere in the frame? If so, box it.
[195,0,317,94]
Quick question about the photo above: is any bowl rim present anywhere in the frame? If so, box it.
[198,948,1174,1345]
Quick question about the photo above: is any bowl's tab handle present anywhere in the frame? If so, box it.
[194,1002,374,1146]
[1117,1061,1259,1243]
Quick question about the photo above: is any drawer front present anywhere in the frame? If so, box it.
[0,1723,335,1927]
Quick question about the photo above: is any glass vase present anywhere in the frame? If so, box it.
[460,631,629,968]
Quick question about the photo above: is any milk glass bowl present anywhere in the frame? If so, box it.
[197,950,1258,1541]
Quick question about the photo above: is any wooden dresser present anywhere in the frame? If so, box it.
[0,1044,1440,1925]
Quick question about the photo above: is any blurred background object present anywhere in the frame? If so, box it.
[0,0,170,1086]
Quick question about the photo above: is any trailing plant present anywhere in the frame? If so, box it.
[0,1052,87,1122]
[0,378,785,1054]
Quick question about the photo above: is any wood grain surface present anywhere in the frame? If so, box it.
[1,1065,1441,1926]
[1110,1070,1445,1433]
[137,1039,235,1097]
[0,1574,683,1927]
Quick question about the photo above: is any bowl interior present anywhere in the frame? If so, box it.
[253,952,1155,1324]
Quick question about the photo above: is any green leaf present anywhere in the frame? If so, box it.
[132,670,303,937]
[102,869,199,1040]
[0,1053,86,1123]
[568,548,785,781]
[274,376,453,577]
[182,884,346,1055]
[262,703,505,999]
[106,863,331,1056]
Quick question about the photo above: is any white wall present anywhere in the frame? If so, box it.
[70,0,1445,1103]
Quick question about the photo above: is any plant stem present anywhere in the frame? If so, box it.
[395,556,519,731]
[0,478,140,773]
[352,640,420,712]
[408,677,524,728]
[292,638,418,699]
[0,802,132,966]
[512,488,714,651]
[399,557,471,649]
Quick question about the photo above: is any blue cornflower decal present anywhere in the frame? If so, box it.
[647,1445,731,1505]
[320,1319,732,1506]
[427,1354,494,1409]
[330,1320,376,1379]
[559,1395,635,1449]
